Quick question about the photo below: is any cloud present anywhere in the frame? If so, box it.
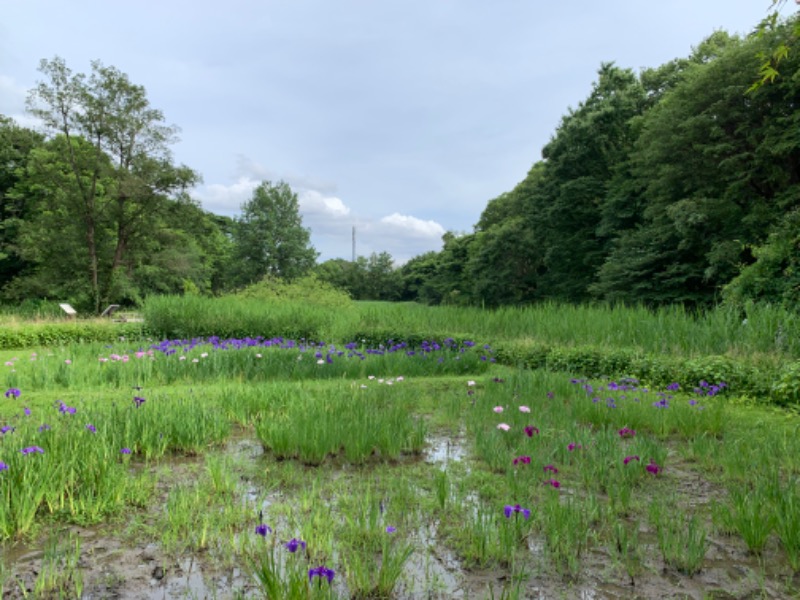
[378,213,446,239]
[196,177,259,215]
[194,175,445,264]
[298,189,350,219]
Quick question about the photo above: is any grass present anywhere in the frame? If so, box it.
[1,301,800,598]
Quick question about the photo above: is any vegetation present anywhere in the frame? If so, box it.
[1,298,800,597]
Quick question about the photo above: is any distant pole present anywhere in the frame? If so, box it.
[352,226,356,262]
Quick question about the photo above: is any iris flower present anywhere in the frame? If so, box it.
[623,455,640,465]
[4,388,21,398]
[255,524,272,536]
[285,538,307,552]
[309,566,335,583]
[524,426,539,437]
[503,504,531,519]
[0,461,7,471]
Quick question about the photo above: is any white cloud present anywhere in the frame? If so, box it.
[196,177,260,214]
[298,189,350,219]
[378,213,446,239]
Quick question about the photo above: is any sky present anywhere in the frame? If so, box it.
[1,1,796,264]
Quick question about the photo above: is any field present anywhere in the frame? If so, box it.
[1,299,799,599]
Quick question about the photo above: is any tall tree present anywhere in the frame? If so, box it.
[231,181,318,285]
[25,57,198,312]
[0,116,44,290]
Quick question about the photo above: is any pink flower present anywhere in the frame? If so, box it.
[568,443,582,451]
[497,423,511,431]
[64,359,72,365]
[646,460,661,475]
[493,406,504,413]
[519,406,531,413]
[618,427,636,438]
[513,455,531,465]
[545,479,561,488]
[543,464,558,473]
[524,425,539,437]
[623,455,640,465]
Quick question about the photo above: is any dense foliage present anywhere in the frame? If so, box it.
[401,19,800,309]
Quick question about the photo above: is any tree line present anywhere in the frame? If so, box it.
[393,18,800,309]
[2,15,799,312]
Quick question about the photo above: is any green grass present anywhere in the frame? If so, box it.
[1,299,800,598]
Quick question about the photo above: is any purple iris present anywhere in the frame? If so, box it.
[308,566,335,583]
[255,524,272,536]
[285,538,307,552]
[0,461,8,471]
[4,388,21,398]
[120,448,132,454]
[59,402,76,414]
[85,424,97,434]
[503,504,531,519]
[133,396,146,408]
[21,446,44,455]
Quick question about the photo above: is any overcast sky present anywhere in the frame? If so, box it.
[1,1,796,263]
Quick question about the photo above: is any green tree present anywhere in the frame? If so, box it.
[24,56,198,312]
[594,26,800,306]
[231,180,318,285]
[0,116,44,291]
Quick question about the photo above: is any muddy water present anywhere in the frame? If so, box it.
[2,435,798,599]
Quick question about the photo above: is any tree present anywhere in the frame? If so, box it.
[24,57,198,312]
[0,116,44,290]
[231,181,318,285]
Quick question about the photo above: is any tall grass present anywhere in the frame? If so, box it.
[141,296,800,359]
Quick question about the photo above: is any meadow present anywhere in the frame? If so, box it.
[1,297,799,599]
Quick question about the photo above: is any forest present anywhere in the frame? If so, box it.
[1,15,798,313]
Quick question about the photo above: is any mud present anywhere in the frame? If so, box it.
[2,435,798,599]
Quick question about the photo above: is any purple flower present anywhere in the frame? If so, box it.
[0,461,8,471]
[385,526,397,533]
[21,446,44,455]
[38,424,51,432]
[568,443,582,451]
[133,396,146,408]
[543,464,558,473]
[618,427,636,438]
[120,448,132,454]
[646,460,661,475]
[58,402,76,414]
[309,566,335,583]
[623,455,640,465]
[23,407,31,416]
[1,426,14,434]
[255,524,272,536]
[545,479,561,488]
[285,538,307,552]
[524,425,539,437]
[4,388,21,398]
[85,424,97,434]
[513,455,531,466]
[666,382,680,391]
[503,504,531,519]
